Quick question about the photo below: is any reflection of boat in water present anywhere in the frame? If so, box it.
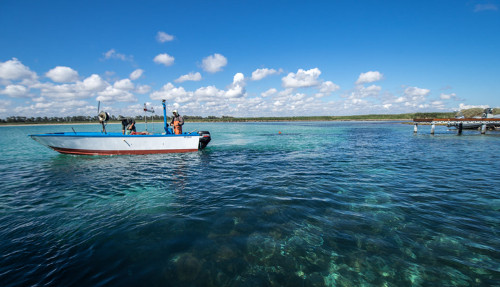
[30,100,211,155]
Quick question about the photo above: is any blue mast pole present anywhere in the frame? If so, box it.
[162,100,169,134]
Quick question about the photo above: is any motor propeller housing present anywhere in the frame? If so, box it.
[98,111,110,123]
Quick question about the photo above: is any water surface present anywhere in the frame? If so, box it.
[0,122,498,286]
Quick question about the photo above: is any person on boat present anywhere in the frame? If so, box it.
[170,110,184,134]
[121,117,136,135]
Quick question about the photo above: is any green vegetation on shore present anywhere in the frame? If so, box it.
[1,112,460,125]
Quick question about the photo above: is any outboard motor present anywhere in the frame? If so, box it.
[198,131,211,149]
[98,111,110,133]
[482,108,493,118]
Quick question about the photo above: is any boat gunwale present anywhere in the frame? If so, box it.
[29,132,201,138]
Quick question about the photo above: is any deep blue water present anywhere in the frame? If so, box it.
[0,121,499,286]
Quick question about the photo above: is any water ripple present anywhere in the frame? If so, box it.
[0,122,499,286]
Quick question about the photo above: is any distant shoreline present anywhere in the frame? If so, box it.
[0,118,415,127]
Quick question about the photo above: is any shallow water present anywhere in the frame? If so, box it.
[0,121,499,286]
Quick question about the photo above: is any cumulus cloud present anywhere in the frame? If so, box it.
[103,49,133,62]
[175,72,202,83]
[0,84,30,98]
[154,53,175,66]
[282,68,321,88]
[129,69,144,80]
[202,53,227,73]
[114,79,134,90]
[135,84,151,94]
[82,74,108,92]
[34,74,108,101]
[96,86,136,103]
[150,83,191,102]
[458,103,489,110]
[261,88,277,97]
[404,86,430,98]
[344,85,382,104]
[251,68,282,81]
[225,73,246,98]
[316,81,340,97]
[194,85,223,101]
[0,58,38,81]
[356,71,383,85]
[388,86,431,108]
[95,78,137,102]
[156,31,174,43]
[46,66,79,83]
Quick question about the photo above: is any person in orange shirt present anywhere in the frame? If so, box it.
[170,110,184,134]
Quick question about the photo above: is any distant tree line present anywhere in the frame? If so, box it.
[2,111,482,124]
[0,114,236,124]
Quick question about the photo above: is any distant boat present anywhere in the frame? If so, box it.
[30,100,211,155]
[448,108,500,130]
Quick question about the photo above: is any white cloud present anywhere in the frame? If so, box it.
[341,85,382,109]
[194,85,223,101]
[458,103,489,110]
[0,99,11,113]
[95,77,138,102]
[103,49,133,62]
[356,71,383,85]
[129,69,144,80]
[0,58,38,81]
[261,88,277,97]
[225,73,246,98]
[404,86,430,98]
[0,84,30,98]
[154,53,175,66]
[316,81,340,97]
[282,68,321,88]
[82,74,108,91]
[11,99,98,117]
[202,53,227,73]
[175,72,202,83]
[135,84,151,94]
[96,86,136,103]
[46,66,79,83]
[150,83,192,102]
[385,86,430,108]
[156,31,174,43]
[474,4,498,12]
[251,68,281,81]
[114,79,134,90]
[34,74,108,101]
[440,93,457,100]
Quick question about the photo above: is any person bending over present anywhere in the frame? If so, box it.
[121,117,136,135]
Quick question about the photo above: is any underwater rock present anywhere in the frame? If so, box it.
[174,253,203,282]
[261,205,281,217]
[246,232,277,264]
[215,244,238,262]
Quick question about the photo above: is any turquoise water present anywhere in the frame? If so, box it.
[0,122,499,286]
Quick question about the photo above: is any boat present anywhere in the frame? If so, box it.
[447,108,500,130]
[30,100,211,155]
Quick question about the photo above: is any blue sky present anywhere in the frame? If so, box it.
[0,0,499,118]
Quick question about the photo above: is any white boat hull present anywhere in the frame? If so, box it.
[30,132,209,155]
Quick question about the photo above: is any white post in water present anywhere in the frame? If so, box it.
[414,123,418,133]
[481,124,486,134]
[431,123,435,135]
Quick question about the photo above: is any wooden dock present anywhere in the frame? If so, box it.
[413,118,500,134]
